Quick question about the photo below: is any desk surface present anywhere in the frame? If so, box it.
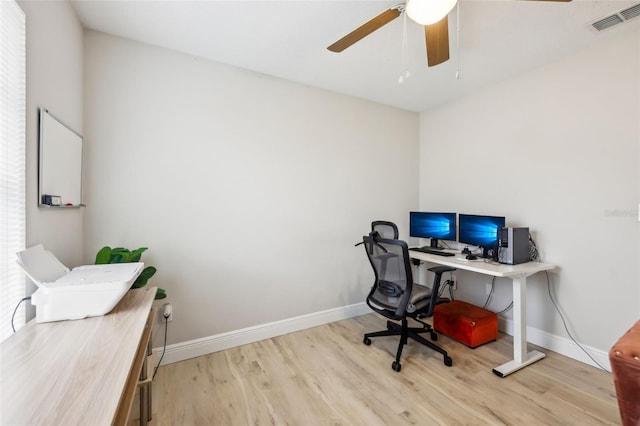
[0,287,156,425]
[409,250,555,278]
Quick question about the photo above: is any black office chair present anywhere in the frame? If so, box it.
[361,232,455,372]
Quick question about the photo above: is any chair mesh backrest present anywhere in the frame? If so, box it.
[362,234,412,320]
[371,221,399,239]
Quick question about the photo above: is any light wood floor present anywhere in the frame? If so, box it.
[140,314,620,425]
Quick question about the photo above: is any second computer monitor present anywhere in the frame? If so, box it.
[409,212,457,249]
[458,214,506,257]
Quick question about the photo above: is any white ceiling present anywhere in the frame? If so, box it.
[70,0,640,112]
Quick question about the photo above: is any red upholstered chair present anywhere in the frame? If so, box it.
[609,320,640,426]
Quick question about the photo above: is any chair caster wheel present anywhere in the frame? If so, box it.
[430,332,438,341]
[444,356,453,367]
[392,361,402,372]
[363,337,371,346]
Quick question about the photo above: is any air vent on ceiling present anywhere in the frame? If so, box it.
[590,2,640,32]
[620,3,640,20]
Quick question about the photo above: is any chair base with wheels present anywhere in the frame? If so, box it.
[364,317,453,372]
[363,265,455,372]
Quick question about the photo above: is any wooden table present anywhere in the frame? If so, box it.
[1,287,156,425]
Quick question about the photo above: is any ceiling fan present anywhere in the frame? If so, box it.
[327,0,572,67]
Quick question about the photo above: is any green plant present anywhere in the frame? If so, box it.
[95,246,166,300]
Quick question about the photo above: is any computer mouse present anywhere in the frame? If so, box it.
[466,254,478,261]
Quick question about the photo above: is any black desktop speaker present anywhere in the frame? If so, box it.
[497,227,529,265]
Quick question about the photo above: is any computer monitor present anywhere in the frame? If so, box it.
[409,212,457,249]
[458,214,506,258]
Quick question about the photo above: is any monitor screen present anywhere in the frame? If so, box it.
[409,212,457,246]
[458,214,505,249]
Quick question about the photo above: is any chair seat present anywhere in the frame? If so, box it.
[411,283,430,301]
[407,283,431,313]
[408,283,451,313]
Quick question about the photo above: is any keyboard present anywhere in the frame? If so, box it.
[409,247,455,257]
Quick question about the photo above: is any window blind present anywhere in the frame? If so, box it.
[0,0,26,342]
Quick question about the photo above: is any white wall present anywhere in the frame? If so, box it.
[18,0,84,315]
[419,28,640,352]
[83,31,419,346]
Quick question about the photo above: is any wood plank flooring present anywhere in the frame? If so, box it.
[139,314,620,425]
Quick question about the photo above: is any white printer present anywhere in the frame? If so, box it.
[16,244,143,323]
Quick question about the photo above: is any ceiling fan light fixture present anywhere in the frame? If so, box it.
[406,0,457,25]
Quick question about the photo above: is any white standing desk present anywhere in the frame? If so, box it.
[408,250,555,377]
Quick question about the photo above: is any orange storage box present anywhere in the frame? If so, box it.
[433,300,497,348]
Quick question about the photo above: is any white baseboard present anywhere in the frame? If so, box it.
[154,302,371,366]
[498,317,611,372]
[153,303,610,372]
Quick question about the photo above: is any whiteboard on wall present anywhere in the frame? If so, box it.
[38,109,83,207]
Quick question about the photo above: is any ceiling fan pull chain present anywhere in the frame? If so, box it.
[399,8,411,84]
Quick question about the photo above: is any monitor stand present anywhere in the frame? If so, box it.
[481,247,497,259]
[429,239,443,250]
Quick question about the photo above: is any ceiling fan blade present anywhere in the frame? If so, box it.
[327,8,402,53]
[425,16,450,67]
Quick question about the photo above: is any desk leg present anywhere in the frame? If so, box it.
[139,385,148,426]
[492,275,545,377]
